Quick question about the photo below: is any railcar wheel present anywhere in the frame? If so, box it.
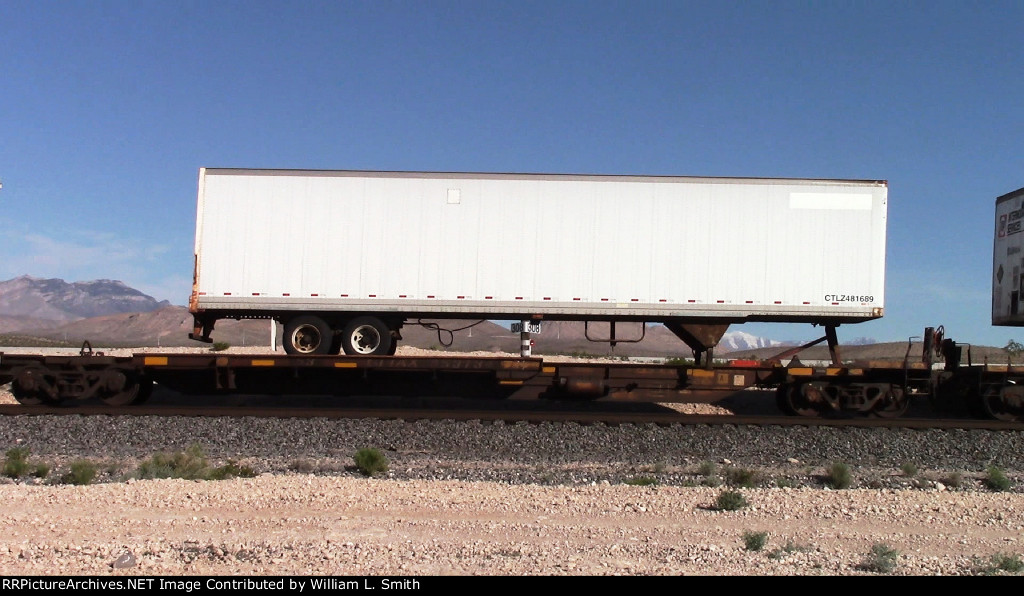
[340,317,394,356]
[283,316,333,355]
[782,382,828,417]
[775,384,797,415]
[871,386,909,418]
[981,385,1024,422]
[10,380,53,405]
[101,374,154,406]
[10,368,56,405]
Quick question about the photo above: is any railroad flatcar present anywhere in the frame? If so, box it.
[2,178,1022,423]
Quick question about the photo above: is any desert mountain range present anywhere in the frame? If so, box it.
[0,275,912,359]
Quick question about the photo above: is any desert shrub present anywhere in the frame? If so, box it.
[698,461,721,486]
[858,543,899,573]
[726,467,763,488]
[978,552,1024,575]
[137,444,210,480]
[900,462,918,477]
[774,477,796,489]
[768,541,810,560]
[207,461,256,480]
[354,448,389,477]
[826,462,852,489]
[135,453,176,479]
[940,471,963,488]
[169,444,213,479]
[32,463,50,479]
[562,351,598,359]
[60,460,98,486]
[210,342,231,352]
[3,448,51,480]
[985,466,1011,492]
[135,444,249,481]
[714,490,748,511]
[742,530,768,551]
[3,447,31,478]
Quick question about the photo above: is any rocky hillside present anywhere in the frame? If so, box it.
[0,276,169,323]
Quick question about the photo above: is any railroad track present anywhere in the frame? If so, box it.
[1,400,1020,431]
[5,351,1024,424]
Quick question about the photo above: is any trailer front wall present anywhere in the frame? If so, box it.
[194,170,887,322]
[994,187,1024,325]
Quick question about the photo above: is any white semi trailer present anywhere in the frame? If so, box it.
[993,186,1024,326]
[188,168,888,357]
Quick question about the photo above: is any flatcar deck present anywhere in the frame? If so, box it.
[0,352,787,403]
[0,350,1020,422]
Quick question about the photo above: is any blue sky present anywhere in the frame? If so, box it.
[2,1,1022,347]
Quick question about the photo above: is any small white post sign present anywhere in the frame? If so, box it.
[510,321,541,334]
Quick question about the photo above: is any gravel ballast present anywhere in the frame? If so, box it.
[0,412,1021,576]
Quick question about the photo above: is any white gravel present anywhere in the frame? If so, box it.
[0,477,1022,576]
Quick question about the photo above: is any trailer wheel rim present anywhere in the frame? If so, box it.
[349,324,382,355]
[290,324,324,354]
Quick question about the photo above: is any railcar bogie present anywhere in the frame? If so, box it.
[774,380,910,418]
[979,380,1024,422]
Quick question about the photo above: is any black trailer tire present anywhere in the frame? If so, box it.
[340,317,394,356]
[283,316,333,355]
